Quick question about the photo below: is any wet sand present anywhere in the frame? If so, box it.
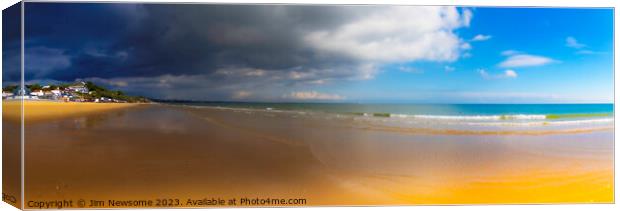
[2,101,22,208]
[20,104,613,207]
[3,100,141,209]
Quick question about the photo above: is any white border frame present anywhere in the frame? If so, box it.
[1,1,617,211]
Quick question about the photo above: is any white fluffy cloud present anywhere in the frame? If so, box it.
[304,7,471,63]
[471,34,492,41]
[477,69,489,78]
[53,6,475,101]
[504,69,518,78]
[565,36,586,49]
[500,50,520,56]
[284,91,345,101]
[478,69,517,79]
[399,66,423,73]
[499,54,554,68]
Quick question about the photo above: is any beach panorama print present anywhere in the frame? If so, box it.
[1,2,614,209]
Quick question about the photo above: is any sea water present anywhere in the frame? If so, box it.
[170,102,610,118]
[164,102,614,130]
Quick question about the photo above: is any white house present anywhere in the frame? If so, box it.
[2,91,14,98]
[68,82,89,93]
[31,90,45,96]
[51,89,61,96]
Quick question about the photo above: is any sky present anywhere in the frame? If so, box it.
[2,3,614,103]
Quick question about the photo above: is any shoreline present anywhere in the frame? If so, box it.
[168,103,613,121]
[174,104,614,136]
[2,101,613,136]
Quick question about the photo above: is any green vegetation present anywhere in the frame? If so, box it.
[26,84,43,90]
[2,85,18,93]
[546,113,611,119]
[83,81,149,103]
[43,85,59,91]
[372,113,391,117]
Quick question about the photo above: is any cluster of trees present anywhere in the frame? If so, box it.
[2,85,18,93]
[83,82,150,103]
[26,84,62,91]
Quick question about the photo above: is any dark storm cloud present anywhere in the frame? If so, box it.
[24,3,363,80]
[2,2,21,83]
[18,3,471,100]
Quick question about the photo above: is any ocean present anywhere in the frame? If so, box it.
[161,102,614,129]
[168,102,610,118]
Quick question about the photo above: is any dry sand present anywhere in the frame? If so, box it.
[3,100,140,122]
[4,103,613,208]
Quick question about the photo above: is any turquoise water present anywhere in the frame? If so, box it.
[170,102,613,120]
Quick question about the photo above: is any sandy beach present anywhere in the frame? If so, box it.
[10,102,611,208]
[3,100,140,122]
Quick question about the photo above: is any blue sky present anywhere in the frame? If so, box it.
[2,4,614,103]
[327,8,614,103]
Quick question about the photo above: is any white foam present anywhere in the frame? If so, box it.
[541,118,614,125]
[425,118,613,127]
[398,114,547,121]
[390,114,409,118]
